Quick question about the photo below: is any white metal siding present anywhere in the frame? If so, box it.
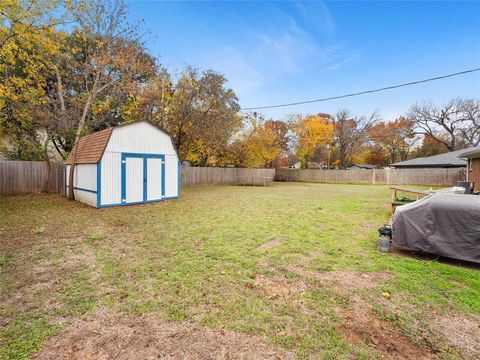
[105,122,177,155]
[65,164,97,207]
[65,164,96,190]
[125,157,144,203]
[147,158,162,200]
[73,189,96,207]
[165,155,178,198]
[100,152,121,206]
[76,164,96,190]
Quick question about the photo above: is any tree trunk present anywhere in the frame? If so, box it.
[42,139,52,193]
[200,156,208,167]
[68,93,94,200]
[52,138,64,159]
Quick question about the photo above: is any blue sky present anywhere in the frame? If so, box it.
[127,0,480,121]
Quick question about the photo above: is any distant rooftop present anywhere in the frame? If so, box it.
[459,148,480,159]
[390,147,480,168]
[350,164,376,169]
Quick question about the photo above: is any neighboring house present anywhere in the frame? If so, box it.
[65,121,180,208]
[390,147,480,168]
[349,164,376,170]
[306,161,320,169]
[0,130,63,161]
[458,148,480,192]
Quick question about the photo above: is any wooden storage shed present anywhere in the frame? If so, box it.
[64,121,180,207]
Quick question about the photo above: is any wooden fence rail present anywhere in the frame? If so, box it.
[275,168,466,187]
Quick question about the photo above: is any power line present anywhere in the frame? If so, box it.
[240,67,480,111]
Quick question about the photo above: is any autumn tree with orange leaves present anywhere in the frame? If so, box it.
[369,117,417,164]
[294,113,334,168]
[219,115,291,168]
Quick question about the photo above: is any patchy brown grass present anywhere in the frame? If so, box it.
[436,315,480,359]
[335,296,434,360]
[257,237,284,251]
[286,264,395,292]
[35,309,295,360]
[253,274,307,300]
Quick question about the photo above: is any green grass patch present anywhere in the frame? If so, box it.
[0,315,57,360]
[0,184,478,359]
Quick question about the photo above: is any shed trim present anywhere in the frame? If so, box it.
[96,161,101,207]
[65,186,97,194]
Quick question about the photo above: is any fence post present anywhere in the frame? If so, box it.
[385,168,391,185]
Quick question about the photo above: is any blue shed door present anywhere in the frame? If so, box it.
[122,153,165,205]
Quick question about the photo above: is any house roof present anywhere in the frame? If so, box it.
[390,147,480,168]
[350,164,376,169]
[458,148,480,159]
[64,128,113,165]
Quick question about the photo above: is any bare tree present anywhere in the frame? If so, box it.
[333,109,379,169]
[408,98,480,151]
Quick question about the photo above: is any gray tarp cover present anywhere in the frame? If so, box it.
[392,194,480,263]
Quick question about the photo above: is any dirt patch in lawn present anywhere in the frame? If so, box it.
[0,246,99,326]
[287,265,394,292]
[336,296,434,359]
[254,274,307,299]
[436,315,480,358]
[35,309,295,360]
[257,236,284,251]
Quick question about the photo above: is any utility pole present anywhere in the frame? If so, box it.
[327,143,331,169]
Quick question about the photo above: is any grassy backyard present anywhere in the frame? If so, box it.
[1,183,479,359]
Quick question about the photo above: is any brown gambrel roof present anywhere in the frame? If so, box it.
[64,128,113,165]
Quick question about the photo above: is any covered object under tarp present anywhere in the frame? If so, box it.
[392,194,480,263]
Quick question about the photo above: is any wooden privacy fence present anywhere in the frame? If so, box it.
[0,161,64,195]
[0,161,276,195]
[1,161,467,195]
[275,168,466,187]
[181,167,275,186]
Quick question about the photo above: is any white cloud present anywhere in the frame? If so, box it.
[196,1,360,96]
[326,52,361,71]
[292,0,335,36]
